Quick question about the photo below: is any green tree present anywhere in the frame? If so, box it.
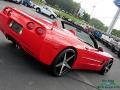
[89,18,106,31]
[81,12,90,22]
[112,29,120,38]
[45,0,80,15]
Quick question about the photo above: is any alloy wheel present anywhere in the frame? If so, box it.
[52,49,76,76]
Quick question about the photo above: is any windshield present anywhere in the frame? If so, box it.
[62,21,95,47]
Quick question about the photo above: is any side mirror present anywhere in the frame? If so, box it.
[98,47,103,52]
[69,29,76,35]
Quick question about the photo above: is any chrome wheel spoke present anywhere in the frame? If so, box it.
[59,53,67,76]
[54,49,76,76]
[63,53,67,62]
[56,62,63,67]
[105,67,109,71]
[105,66,110,73]
[62,68,68,75]
[65,63,71,69]
[66,55,75,62]
[108,63,112,67]
[59,64,65,76]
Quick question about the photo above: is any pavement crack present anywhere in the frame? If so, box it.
[67,73,102,90]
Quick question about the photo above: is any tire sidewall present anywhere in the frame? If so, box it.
[51,48,77,76]
[100,59,113,75]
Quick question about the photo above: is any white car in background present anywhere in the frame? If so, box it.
[5,0,22,4]
[35,5,57,19]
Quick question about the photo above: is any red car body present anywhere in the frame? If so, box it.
[0,7,113,76]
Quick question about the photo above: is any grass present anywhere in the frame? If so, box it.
[58,11,82,24]
[32,0,43,4]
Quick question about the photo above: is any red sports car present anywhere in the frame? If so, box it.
[0,7,113,76]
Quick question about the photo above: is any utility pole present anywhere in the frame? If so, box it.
[107,0,120,34]
[91,5,96,17]
[106,8,120,34]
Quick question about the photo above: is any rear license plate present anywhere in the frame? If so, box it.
[9,20,23,34]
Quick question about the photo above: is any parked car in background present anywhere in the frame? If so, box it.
[93,31,120,58]
[0,7,114,76]
[4,0,22,4]
[22,0,35,8]
[35,5,57,19]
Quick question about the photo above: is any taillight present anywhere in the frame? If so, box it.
[35,27,44,35]
[7,10,12,16]
[3,7,12,16]
[3,8,9,14]
[27,22,35,30]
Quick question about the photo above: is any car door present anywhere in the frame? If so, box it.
[61,21,102,69]
[42,6,51,16]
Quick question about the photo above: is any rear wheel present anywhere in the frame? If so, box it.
[24,3,28,7]
[52,48,76,77]
[36,8,41,13]
[99,59,113,75]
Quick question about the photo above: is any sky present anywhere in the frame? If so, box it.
[73,0,120,30]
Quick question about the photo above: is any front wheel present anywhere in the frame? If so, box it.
[111,46,115,52]
[99,59,113,75]
[50,15,55,19]
[118,50,120,58]
[52,48,77,77]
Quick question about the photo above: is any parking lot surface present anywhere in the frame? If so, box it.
[0,1,120,90]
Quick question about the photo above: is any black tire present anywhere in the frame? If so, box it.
[111,46,116,52]
[36,8,41,13]
[17,1,21,4]
[118,50,120,58]
[51,48,77,77]
[99,59,113,75]
[50,15,55,19]
[24,3,28,7]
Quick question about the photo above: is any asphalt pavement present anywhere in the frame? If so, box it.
[0,1,120,90]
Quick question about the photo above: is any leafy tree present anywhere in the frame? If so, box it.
[81,12,90,22]
[112,29,120,38]
[45,0,80,15]
[89,18,106,31]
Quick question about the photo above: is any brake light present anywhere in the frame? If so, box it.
[3,7,12,16]
[27,22,35,30]
[3,8,9,14]
[35,27,44,35]
[7,10,12,16]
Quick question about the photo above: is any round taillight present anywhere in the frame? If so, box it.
[3,8,8,14]
[27,22,35,30]
[7,10,12,16]
[35,27,44,35]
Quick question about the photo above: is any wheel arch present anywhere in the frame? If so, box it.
[51,46,78,66]
[36,7,40,9]
[50,14,55,18]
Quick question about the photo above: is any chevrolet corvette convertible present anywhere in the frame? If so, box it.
[0,7,114,76]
